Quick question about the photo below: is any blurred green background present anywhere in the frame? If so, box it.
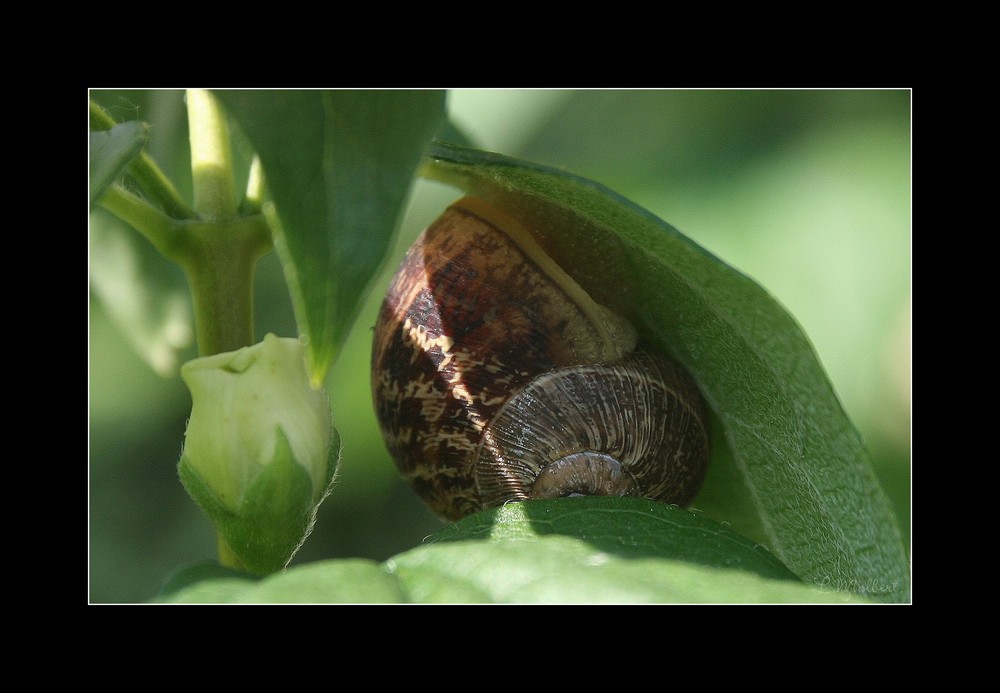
[89,89,911,603]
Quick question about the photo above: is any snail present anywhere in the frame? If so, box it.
[371,196,711,521]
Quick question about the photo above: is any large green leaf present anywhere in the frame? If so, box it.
[214,90,447,382]
[157,520,865,604]
[419,142,909,602]
[157,499,868,603]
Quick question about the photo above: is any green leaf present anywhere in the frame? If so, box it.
[426,497,798,582]
[89,121,148,207]
[420,142,910,602]
[156,560,403,603]
[159,498,874,604]
[157,537,863,604]
[214,90,447,382]
[387,535,866,604]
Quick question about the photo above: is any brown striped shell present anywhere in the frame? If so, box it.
[371,196,710,521]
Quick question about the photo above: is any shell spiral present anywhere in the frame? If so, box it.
[371,196,710,521]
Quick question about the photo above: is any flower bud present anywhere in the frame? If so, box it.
[178,334,339,574]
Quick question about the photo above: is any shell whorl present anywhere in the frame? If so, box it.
[475,351,710,509]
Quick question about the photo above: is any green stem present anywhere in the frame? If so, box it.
[177,88,274,356]
[89,100,195,220]
[178,215,272,356]
[99,186,272,355]
[187,89,238,221]
[89,99,115,130]
[98,185,183,258]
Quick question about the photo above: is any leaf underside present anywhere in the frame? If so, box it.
[417,142,909,602]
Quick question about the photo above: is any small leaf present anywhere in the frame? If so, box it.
[421,142,910,602]
[427,497,798,582]
[215,90,447,382]
[89,120,148,207]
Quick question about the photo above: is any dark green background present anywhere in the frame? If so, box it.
[89,90,910,603]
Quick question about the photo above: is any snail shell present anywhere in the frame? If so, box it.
[371,196,710,521]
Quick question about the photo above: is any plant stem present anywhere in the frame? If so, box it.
[187,90,238,221]
[90,100,195,220]
[183,92,275,574]
[180,88,274,356]
[178,216,272,356]
[98,185,183,257]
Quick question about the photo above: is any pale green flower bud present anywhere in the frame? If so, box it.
[178,334,339,574]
